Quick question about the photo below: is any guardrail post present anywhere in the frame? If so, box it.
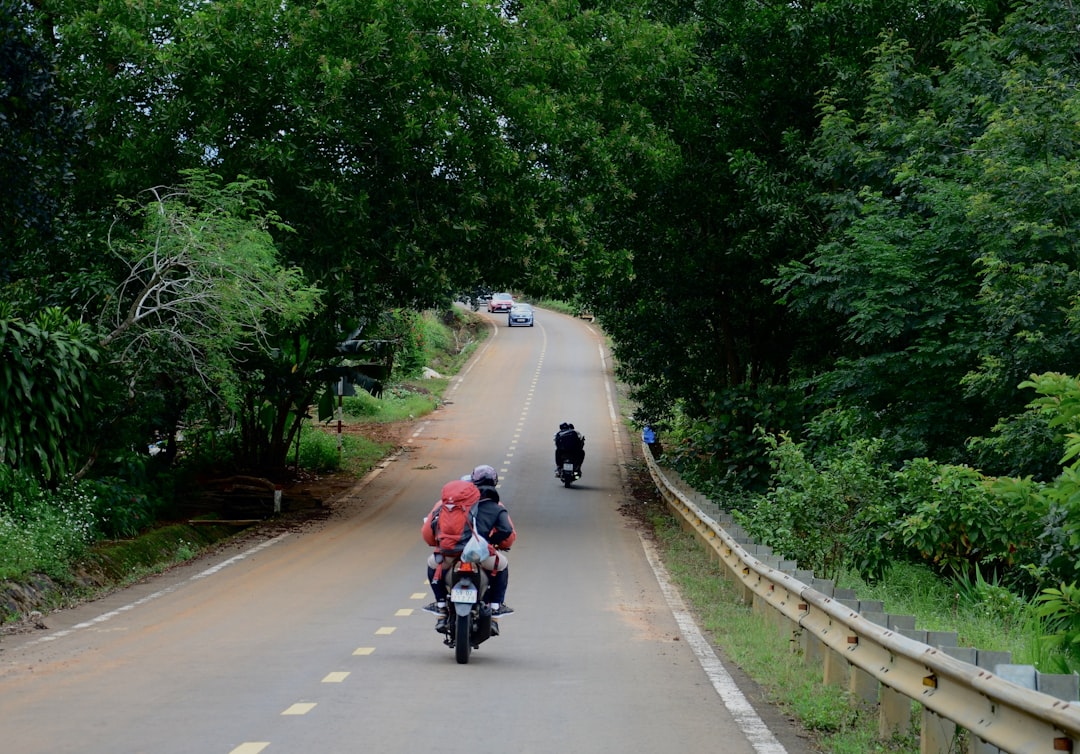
[824,645,850,688]
[920,703,958,754]
[801,626,825,673]
[879,683,912,738]
[849,665,878,704]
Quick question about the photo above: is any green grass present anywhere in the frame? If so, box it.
[341,382,444,422]
[839,563,1061,668]
[297,426,392,475]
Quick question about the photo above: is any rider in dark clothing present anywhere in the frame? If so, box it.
[470,468,515,614]
[554,422,585,476]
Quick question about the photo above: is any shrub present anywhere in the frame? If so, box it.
[342,391,382,419]
[667,385,806,494]
[1034,582,1080,673]
[735,434,891,582]
[296,424,344,473]
[894,460,1039,583]
[0,471,97,580]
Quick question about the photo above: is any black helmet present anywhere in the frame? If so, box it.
[559,422,570,431]
[567,423,575,430]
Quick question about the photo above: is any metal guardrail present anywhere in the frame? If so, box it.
[643,450,1080,754]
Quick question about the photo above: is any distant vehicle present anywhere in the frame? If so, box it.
[508,303,534,327]
[488,292,514,312]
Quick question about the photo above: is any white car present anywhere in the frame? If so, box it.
[508,303,534,327]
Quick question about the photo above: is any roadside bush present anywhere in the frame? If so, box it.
[0,470,97,580]
[297,423,345,472]
[735,434,891,582]
[81,475,162,540]
[893,460,1040,585]
[341,384,438,422]
[342,391,381,418]
[1034,582,1080,673]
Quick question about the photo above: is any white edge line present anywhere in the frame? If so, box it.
[25,533,291,646]
[640,534,789,754]
[605,330,785,753]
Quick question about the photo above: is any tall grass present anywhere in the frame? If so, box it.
[296,424,392,475]
[843,563,1069,670]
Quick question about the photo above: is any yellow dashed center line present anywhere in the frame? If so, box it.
[395,608,413,616]
[322,672,349,683]
[229,744,269,754]
[375,626,396,635]
[353,647,375,655]
[282,702,316,716]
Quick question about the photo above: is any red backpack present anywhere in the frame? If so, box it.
[428,480,482,557]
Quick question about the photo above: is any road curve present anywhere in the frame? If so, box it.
[0,307,808,754]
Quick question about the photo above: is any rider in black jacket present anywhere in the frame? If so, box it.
[554,422,585,476]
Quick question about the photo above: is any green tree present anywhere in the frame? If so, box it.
[30,0,585,469]
[0,0,81,289]
[95,171,322,471]
[779,3,1080,473]
[574,0,1005,432]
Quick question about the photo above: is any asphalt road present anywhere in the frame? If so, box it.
[0,308,809,754]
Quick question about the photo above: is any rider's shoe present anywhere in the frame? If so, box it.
[491,604,514,617]
[421,601,444,615]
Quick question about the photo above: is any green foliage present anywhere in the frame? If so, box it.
[80,474,165,541]
[0,470,97,580]
[666,385,807,493]
[783,7,1080,473]
[1034,582,1080,672]
[341,392,382,419]
[736,435,891,582]
[0,1,81,260]
[952,568,1029,630]
[295,425,347,474]
[98,170,324,473]
[893,459,1039,583]
[967,407,1061,480]
[342,384,438,423]
[0,305,103,482]
[989,372,1080,586]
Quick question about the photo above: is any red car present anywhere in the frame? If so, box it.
[488,292,514,312]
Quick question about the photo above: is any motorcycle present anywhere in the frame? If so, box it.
[442,559,496,664]
[557,460,581,487]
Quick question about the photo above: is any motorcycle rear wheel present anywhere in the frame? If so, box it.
[455,614,472,664]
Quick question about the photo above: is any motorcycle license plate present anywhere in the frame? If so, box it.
[450,585,478,603]
[563,462,575,471]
